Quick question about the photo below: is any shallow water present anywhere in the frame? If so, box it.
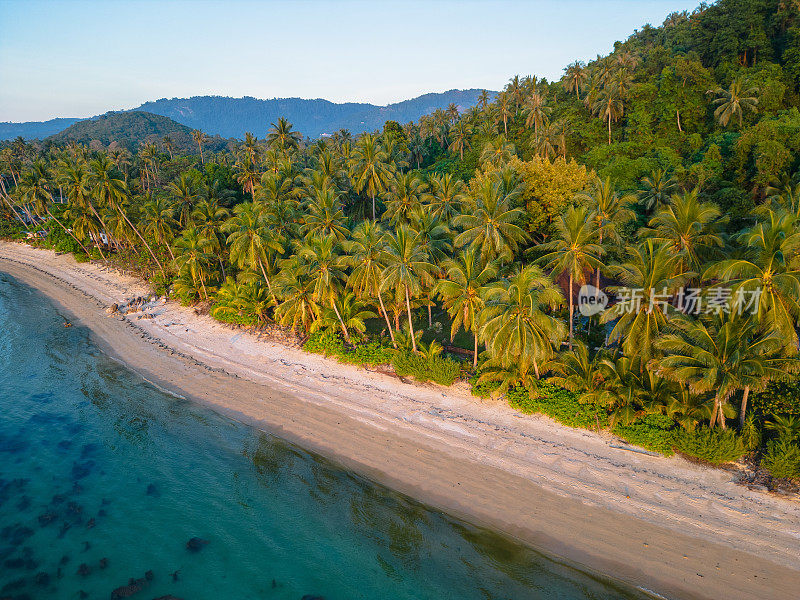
[0,272,652,600]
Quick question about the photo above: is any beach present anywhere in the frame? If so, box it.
[1,240,798,600]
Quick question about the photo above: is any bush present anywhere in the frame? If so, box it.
[506,382,608,430]
[304,331,395,368]
[761,439,800,480]
[674,428,746,465]
[751,378,800,417]
[392,350,461,386]
[613,414,678,456]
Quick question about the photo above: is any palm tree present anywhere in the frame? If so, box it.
[266,117,302,155]
[62,202,104,259]
[477,90,490,111]
[302,182,349,240]
[381,225,435,352]
[639,169,678,213]
[311,292,376,339]
[192,198,230,278]
[454,175,526,264]
[173,228,215,300]
[224,202,284,296]
[141,195,178,260]
[192,130,206,164]
[448,120,472,160]
[480,264,566,380]
[274,267,318,333]
[546,341,604,394]
[603,240,689,362]
[350,134,393,220]
[345,219,396,345]
[89,155,164,274]
[166,172,199,228]
[162,136,174,160]
[592,85,624,145]
[383,173,426,226]
[56,158,109,255]
[523,92,551,135]
[706,210,800,347]
[538,205,604,349]
[563,61,588,100]
[494,92,513,135]
[436,247,498,366]
[426,173,465,226]
[643,189,726,275]
[656,313,798,429]
[479,138,515,169]
[710,79,758,127]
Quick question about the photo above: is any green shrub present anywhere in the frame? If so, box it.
[751,378,800,417]
[613,414,678,456]
[304,331,395,368]
[761,438,800,479]
[506,382,608,430]
[211,309,257,327]
[674,428,746,464]
[392,350,461,386]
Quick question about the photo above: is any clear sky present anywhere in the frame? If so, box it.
[0,0,702,122]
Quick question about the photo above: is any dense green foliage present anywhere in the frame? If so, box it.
[3,0,800,480]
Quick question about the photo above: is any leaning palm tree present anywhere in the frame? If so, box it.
[638,169,678,213]
[436,247,498,366]
[453,175,527,265]
[224,202,284,296]
[656,312,798,429]
[538,205,604,349]
[345,219,396,345]
[709,79,758,127]
[350,134,393,220]
[380,225,435,352]
[479,264,566,380]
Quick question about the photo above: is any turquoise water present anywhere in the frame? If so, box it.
[0,272,651,600]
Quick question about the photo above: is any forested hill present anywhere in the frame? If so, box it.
[133,89,492,138]
[0,118,81,141]
[46,111,230,153]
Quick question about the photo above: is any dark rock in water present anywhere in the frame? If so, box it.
[79,590,88,599]
[4,558,25,569]
[59,554,70,565]
[57,522,71,538]
[80,443,100,459]
[101,498,111,506]
[185,537,208,552]
[71,460,95,480]
[68,502,83,515]
[2,525,34,546]
[99,557,109,569]
[72,482,84,494]
[146,483,160,497]
[86,518,96,529]
[77,563,91,576]
[152,596,186,600]
[51,494,66,505]
[170,569,180,582]
[145,570,154,581]
[82,541,91,552]
[301,596,325,600]
[111,581,143,598]
[34,571,50,586]
[0,577,26,592]
[37,512,57,527]
[0,435,28,453]
[16,496,31,511]
[57,440,72,452]
[98,509,108,518]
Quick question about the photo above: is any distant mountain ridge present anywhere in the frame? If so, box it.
[1,89,493,142]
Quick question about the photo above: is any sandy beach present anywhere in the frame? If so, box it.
[1,241,799,600]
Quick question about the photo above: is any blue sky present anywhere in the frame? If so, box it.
[0,0,702,122]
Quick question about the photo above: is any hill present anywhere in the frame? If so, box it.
[0,118,82,141]
[45,111,228,152]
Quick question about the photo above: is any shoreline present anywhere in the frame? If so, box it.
[2,242,799,600]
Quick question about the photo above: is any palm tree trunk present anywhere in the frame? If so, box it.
[330,298,351,344]
[258,259,274,297]
[473,329,478,368]
[676,109,683,133]
[739,386,750,429]
[405,284,417,353]
[120,209,165,276]
[533,357,540,379]
[607,115,612,145]
[46,206,92,257]
[377,292,396,347]
[371,192,376,221]
[568,272,574,350]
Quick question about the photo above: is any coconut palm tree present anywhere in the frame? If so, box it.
[479,264,566,381]
[603,240,689,362]
[426,173,466,226]
[592,85,624,145]
[56,158,109,254]
[141,194,178,260]
[454,175,526,265]
[266,117,302,155]
[523,92,551,136]
[302,182,349,241]
[448,120,472,160]
[345,219,396,345]
[538,205,604,349]
[494,92,513,135]
[310,292,376,339]
[273,267,318,333]
[706,210,800,347]
[639,169,678,213]
[643,189,726,275]
[173,227,215,300]
[479,138,516,169]
[380,225,435,352]
[350,134,393,220]
[656,312,798,429]
[563,61,588,100]
[436,247,498,366]
[166,172,199,228]
[546,341,605,394]
[224,202,284,296]
[383,172,427,227]
[192,130,206,164]
[709,79,759,127]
